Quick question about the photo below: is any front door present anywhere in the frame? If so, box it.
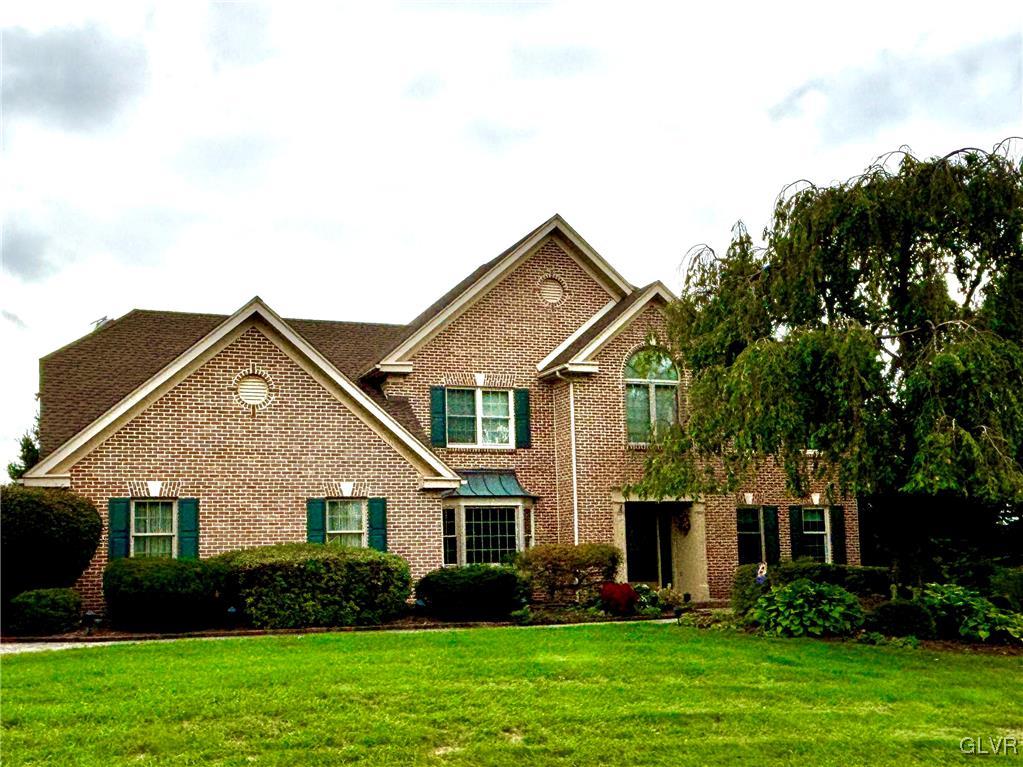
[624,503,675,587]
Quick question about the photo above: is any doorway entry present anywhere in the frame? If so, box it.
[624,502,683,587]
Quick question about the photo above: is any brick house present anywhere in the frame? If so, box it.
[24,214,859,609]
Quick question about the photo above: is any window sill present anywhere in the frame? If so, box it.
[444,445,518,453]
[627,442,650,451]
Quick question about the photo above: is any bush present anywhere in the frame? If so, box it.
[1,485,102,601]
[988,567,1023,613]
[517,543,621,604]
[865,600,935,638]
[103,558,224,631]
[416,565,525,620]
[919,583,1023,643]
[6,588,82,635]
[752,579,864,637]
[600,582,639,616]
[732,563,769,615]
[772,560,891,596]
[212,544,411,629]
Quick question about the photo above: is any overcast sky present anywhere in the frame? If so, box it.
[1,1,1021,467]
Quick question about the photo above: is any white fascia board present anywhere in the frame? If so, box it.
[27,297,460,483]
[536,300,617,371]
[20,474,71,487]
[379,216,633,366]
[537,362,600,379]
[376,362,414,374]
[572,283,675,363]
[421,477,464,490]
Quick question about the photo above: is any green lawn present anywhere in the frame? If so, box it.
[2,623,1021,766]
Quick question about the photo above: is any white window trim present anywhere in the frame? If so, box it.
[441,499,531,565]
[802,506,832,564]
[445,388,516,449]
[326,498,368,547]
[625,377,678,445]
[130,498,178,558]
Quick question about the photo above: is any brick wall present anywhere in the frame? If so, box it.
[69,324,444,609]
[383,235,617,548]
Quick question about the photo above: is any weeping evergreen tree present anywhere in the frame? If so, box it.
[637,142,1023,572]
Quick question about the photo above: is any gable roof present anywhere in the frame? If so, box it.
[39,309,407,457]
[28,298,459,487]
[366,214,635,375]
[538,281,675,376]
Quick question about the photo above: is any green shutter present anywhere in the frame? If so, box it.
[108,498,130,559]
[307,498,326,544]
[368,497,387,552]
[514,388,531,448]
[762,506,780,565]
[788,506,803,560]
[829,506,847,565]
[430,386,446,447]
[177,498,199,560]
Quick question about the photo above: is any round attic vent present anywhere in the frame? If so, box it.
[237,374,270,406]
[539,277,565,304]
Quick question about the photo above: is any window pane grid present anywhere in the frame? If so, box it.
[132,500,174,559]
[442,508,457,565]
[626,384,651,442]
[326,500,365,548]
[464,507,517,564]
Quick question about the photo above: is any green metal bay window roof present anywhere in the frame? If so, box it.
[443,470,538,499]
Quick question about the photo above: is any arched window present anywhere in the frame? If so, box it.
[624,349,679,443]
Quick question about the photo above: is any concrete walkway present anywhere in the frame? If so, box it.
[1,618,680,655]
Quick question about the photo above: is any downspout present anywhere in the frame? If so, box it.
[555,371,580,545]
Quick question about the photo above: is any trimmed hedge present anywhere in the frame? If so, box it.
[517,543,621,604]
[103,558,224,631]
[6,588,81,636]
[1,485,101,601]
[732,560,892,614]
[211,544,411,629]
[866,600,936,638]
[415,565,525,619]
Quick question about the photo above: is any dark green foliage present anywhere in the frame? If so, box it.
[731,564,769,615]
[732,560,890,615]
[865,600,936,638]
[103,558,224,631]
[5,588,81,635]
[988,567,1023,612]
[211,544,411,629]
[635,144,1023,510]
[752,579,865,637]
[415,565,526,619]
[1,485,102,601]
[6,418,39,481]
[516,543,622,604]
[919,582,1023,643]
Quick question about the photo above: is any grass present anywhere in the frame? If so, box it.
[2,623,1021,766]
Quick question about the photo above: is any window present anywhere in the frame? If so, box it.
[737,508,765,565]
[624,349,679,443]
[445,388,514,448]
[441,503,530,565]
[801,507,830,562]
[326,499,366,547]
[442,508,458,565]
[131,499,176,558]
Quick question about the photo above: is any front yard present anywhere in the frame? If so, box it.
[2,622,1021,766]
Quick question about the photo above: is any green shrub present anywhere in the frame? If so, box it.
[919,583,1023,643]
[212,544,411,629]
[6,588,81,635]
[1,485,102,601]
[516,543,621,604]
[415,565,526,620]
[988,567,1023,612]
[752,579,864,637]
[772,560,891,596]
[865,599,935,638]
[732,563,769,615]
[103,558,223,631]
